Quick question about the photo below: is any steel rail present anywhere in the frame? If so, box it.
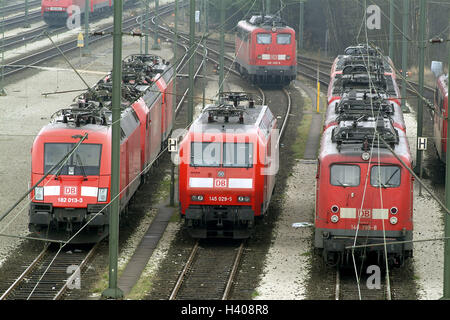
[0,246,48,300]
[53,242,100,300]
[169,241,199,300]
[222,241,245,300]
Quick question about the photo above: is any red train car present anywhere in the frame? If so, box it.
[235,15,297,85]
[178,93,278,238]
[314,117,413,267]
[433,73,449,161]
[28,54,174,243]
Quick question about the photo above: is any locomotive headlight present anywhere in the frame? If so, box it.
[191,195,204,201]
[286,55,291,60]
[238,196,251,202]
[361,152,370,161]
[257,55,262,59]
[390,207,398,215]
[35,187,44,201]
[331,205,339,213]
[390,216,398,225]
[331,215,339,223]
[98,188,108,202]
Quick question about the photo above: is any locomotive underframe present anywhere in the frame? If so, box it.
[29,202,109,241]
[238,63,297,85]
[184,205,255,239]
[315,228,413,267]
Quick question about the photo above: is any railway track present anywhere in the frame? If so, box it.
[169,240,245,300]
[0,243,98,300]
[1,1,188,79]
[335,266,392,300]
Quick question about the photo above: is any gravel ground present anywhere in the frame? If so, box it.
[403,106,444,300]
[253,159,315,300]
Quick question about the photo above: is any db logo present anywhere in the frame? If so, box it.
[214,179,227,188]
[64,186,78,195]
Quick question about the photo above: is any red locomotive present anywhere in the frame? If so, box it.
[328,46,401,110]
[315,115,414,266]
[235,15,297,85]
[433,73,449,161]
[178,93,278,238]
[324,92,406,133]
[41,0,134,26]
[28,54,174,242]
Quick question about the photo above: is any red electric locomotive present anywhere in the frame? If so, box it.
[235,15,297,85]
[314,115,413,267]
[41,0,135,26]
[328,47,401,110]
[433,73,449,161]
[324,91,406,133]
[178,93,278,238]
[28,54,174,243]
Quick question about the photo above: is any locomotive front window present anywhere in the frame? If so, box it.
[370,165,401,188]
[330,164,360,187]
[44,143,102,176]
[277,34,291,44]
[191,142,221,167]
[257,33,272,44]
[223,143,253,168]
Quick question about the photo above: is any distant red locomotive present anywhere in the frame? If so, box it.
[178,93,278,238]
[41,0,134,26]
[28,54,174,242]
[235,15,297,85]
[433,73,449,161]
[315,116,414,266]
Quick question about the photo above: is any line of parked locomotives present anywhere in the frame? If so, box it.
[27,45,416,268]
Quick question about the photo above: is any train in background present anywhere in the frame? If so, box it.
[327,45,401,111]
[235,14,297,85]
[314,44,413,267]
[178,92,278,238]
[41,0,135,26]
[28,54,174,243]
[432,73,449,161]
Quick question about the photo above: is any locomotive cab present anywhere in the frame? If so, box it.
[29,124,113,242]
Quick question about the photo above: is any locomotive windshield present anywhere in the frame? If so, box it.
[277,34,291,44]
[330,164,360,187]
[223,143,253,168]
[370,165,401,188]
[190,142,253,168]
[44,143,102,176]
[191,142,221,167]
[257,33,272,44]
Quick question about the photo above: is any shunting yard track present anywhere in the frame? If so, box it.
[335,267,393,300]
[169,240,245,300]
[0,243,97,300]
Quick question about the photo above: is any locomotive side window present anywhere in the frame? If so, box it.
[277,34,291,44]
[330,164,360,187]
[190,142,221,167]
[223,143,253,168]
[370,165,401,188]
[257,33,272,44]
[44,143,102,176]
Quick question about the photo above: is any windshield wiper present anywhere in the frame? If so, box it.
[335,178,348,188]
[382,168,400,187]
[76,153,88,180]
